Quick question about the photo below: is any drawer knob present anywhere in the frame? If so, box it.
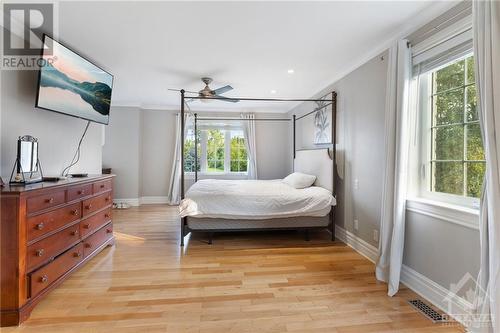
[36,249,45,257]
[106,229,112,234]
[83,224,90,229]
[85,243,92,248]
[86,204,92,210]
[104,213,110,218]
[78,190,85,195]
[46,197,54,204]
[71,230,79,236]
[36,223,44,230]
[74,252,82,258]
[71,209,79,216]
[40,275,48,283]
[105,197,110,202]
[100,184,105,188]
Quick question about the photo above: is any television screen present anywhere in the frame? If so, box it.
[36,35,113,125]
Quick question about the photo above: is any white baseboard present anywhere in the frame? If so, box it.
[113,198,140,206]
[114,196,169,206]
[335,225,378,263]
[139,196,169,205]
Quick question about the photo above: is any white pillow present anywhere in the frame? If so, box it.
[282,172,316,189]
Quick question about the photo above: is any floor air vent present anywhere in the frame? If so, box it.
[408,299,445,322]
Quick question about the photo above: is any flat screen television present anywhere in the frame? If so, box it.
[35,35,113,125]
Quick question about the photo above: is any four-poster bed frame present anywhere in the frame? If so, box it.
[179,90,337,246]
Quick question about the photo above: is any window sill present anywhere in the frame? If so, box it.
[406,198,479,230]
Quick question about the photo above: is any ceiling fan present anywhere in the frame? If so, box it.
[169,77,239,103]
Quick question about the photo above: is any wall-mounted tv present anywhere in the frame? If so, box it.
[35,35,113,125]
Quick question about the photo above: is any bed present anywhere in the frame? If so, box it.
[179,148,336,245]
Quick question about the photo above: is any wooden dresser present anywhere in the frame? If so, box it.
[0,175,115,326]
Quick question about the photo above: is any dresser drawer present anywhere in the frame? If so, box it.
[82,192,112,217]
[93,179,112,195]
[67,183,92,202]
[80,207,112,238]
[27,223,81,272]
[27,203,81,242]
[83,223,113,258]
[27,190,66,214]
[29,243,83,298]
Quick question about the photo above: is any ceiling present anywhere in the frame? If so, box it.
[57,1,457,113]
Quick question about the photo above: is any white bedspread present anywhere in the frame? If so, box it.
[179,179,336,219]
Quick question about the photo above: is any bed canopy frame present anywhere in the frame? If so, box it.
[179,90,338,246]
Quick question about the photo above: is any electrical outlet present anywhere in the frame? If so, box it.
[373,229,379,242]
[354,179,359,190]
[354,219,359,231]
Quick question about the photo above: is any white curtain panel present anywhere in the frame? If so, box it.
[473,1,500,331]
[167,112,194,205]
[241,113,258,179]
[375,39,413,296]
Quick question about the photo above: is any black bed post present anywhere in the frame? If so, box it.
[181,89,186,247]
[293,114,296,159]
[194,113,198,183]
[330,91,337,241]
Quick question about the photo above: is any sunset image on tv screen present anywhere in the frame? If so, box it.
[37,36,113,124]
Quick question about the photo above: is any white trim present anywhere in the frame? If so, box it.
[139,196,169,205]
[113,198,140,206]
[400,265,473,330]
[406,198,479,230]
[335,225,378,263]
[114,196,169,206]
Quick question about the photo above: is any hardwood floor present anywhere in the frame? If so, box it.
[4,205,464,332]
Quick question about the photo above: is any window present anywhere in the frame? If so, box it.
[183,128,248,174]
[230,131,247,172]
[206,129,225,172]
[419,55,485,205]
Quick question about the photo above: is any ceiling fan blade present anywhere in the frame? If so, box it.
[168,88,198,94]
[215,96,239,103]
[212,85,233,95]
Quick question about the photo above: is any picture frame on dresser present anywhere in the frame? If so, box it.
[0,174,115,326]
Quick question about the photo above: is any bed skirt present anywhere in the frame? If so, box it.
[186,214,331,231]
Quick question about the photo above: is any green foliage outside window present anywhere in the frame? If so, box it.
[184,129,200,173]
[207,129,225,172]
[230,134,247,172]
[431,55,485,198]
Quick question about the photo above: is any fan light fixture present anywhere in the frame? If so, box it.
[287,69,295,74]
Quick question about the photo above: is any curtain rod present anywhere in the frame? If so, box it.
[184,96,334,102]
[196,117,291,121]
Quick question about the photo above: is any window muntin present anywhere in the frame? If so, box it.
[429,55,485,199]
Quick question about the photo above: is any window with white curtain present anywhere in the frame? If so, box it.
[412,19,485,207]
[183,127,248,174]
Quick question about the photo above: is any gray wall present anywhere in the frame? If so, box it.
[1,69,103,180]
[404,213,480,291]
[289,51,388,248]
[102,107,142,199]
[103,109,291,200]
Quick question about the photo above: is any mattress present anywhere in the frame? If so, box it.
[179,179,336,220]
